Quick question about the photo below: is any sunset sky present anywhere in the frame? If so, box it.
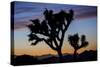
[12,1,97,56]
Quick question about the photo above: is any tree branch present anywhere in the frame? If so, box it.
[53,38,59,47]
[56,33,61,41]
[42,38,57,50]
[59,21,72,49]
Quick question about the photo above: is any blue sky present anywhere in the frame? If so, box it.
[12,1,97,56]
[13,1,97,29]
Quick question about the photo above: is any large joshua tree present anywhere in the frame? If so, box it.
[27,9,74,61]
[68,33,88,59]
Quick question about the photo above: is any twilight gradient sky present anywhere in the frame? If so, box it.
[13,1,97,56]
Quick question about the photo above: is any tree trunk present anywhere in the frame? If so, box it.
[74,49,77,61]
[57,49,63,62]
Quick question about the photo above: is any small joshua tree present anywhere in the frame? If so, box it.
[27,9,74,62]
[68,33,88,58]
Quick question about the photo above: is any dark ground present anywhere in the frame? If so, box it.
[11,50,97,66]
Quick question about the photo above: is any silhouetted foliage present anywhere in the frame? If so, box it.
[27,9,74,61]
[68,33,89,59]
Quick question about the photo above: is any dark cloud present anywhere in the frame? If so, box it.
[75,9,97,19]
[14,21,31,30]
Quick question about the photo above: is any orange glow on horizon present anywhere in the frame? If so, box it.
[14,43,97,56]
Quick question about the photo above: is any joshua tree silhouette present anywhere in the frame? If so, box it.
[27,8,74,62]
[68,33,88,59]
